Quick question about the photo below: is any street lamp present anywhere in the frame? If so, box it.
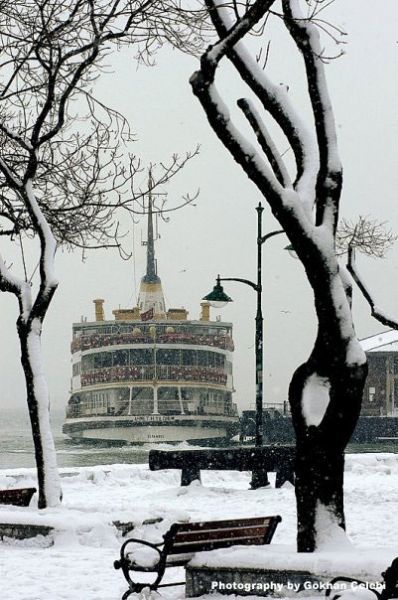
[203,276,232,308]
[203,203,284,488]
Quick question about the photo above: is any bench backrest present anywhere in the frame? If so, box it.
[149,447,294,471]
[164,515,281,558]
[0,487,37,507]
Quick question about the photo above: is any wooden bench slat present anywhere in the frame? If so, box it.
[169,536,266,555]
[174,525,269,544]
[173,516,273,533]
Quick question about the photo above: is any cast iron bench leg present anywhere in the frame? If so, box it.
[275,465,295,488]
[250,468,270,489]
[181,465,201,486]
[381,557,398,600]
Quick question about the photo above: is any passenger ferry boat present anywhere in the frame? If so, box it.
[63,197,238,444]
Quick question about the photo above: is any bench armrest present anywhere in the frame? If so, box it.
[114,538,163,571]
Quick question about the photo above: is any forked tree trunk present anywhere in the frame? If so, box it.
[290,338,367,551]
[18,316,62,508]
[189,0,368,553]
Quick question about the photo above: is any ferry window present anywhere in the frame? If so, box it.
[182,350,196,365]
[72,362,81,376]
[113,350,128,366]
[156,349,180,365]
[130,348,154,365]
[197,351,208,366]
[102,352,112,367]
[216,353,226,367]
[93,353,102,369]
[159,387,178,399]
[82,355,94,372]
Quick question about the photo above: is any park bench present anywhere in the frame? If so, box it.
[149,446,295,488]
[0,487,37,507]
[325,557,398,600]
[114,514,281,599]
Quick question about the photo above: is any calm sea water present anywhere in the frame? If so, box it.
[2,408,398,471]
[0,408,153,470]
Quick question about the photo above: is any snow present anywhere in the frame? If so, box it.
[288,0,342,177]
[330,273,357,343]
[346,338,366,367]
[314,502,353,551]
[1,455,398,599]
[25,179,58,287]
[360,330,398,352]
[26,321,62,507]
[238,98,292,189]
[0,251,26,299]
[302,373,330,426]
[189,543,397,580]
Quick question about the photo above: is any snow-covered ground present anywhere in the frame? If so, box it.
[1,453,398,600]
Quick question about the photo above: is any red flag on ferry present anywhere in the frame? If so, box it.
[140,308,154,321]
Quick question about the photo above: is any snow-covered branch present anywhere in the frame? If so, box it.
[237,98,292,187]
[23,179,58,317]
[0,251,23,295]
[282,0,341,231]
[191,0,300,217]
[191,62,286,205]
[206,0,318,203]
[347,246,398,330]
[0,122,32,151]
[0,156,23,188]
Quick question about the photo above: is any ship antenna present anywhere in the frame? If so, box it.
[143,169,160,284]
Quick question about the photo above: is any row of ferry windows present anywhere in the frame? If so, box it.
[77,349,228,374]
[66,386,234,417]
[74,325,231,337]
[78,388,229,405]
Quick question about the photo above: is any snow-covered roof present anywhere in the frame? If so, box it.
[360,330,398,353]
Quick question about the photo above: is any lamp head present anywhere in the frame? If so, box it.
[202,276,233,308]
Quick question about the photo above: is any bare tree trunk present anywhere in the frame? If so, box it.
[17,315,61,509]
[290,356,367,551]
[190,0,368,551]
[288,266,368,551]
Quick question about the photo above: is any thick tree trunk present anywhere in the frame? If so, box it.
[18,318,62,509]
[189,0,366,555]
[290,356,367,552]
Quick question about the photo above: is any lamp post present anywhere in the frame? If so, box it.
[203,203,284,488]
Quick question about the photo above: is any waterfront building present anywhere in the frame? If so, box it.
[361,330,398,416]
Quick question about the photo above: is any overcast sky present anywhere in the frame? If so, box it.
[1,1,398,417]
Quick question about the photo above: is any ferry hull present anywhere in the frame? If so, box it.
[63,415,238,445]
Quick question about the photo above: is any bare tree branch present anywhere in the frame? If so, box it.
[283,0,341,232]
[347,245,398,330]
[0,0,207,510]
[337,215,397,258]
